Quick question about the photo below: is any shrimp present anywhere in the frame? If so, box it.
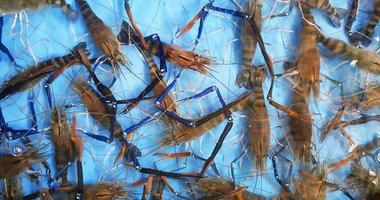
[76,0,126,67]
[192,177,267,200]
[0,0,77,20]
[344,85,380,112]
[328,138,380,171]
[83,183,129,200]
[34,183,129,200]
[236,67,270,171]
[273,151,352,200]
[293,165,328,200]
[50,107,71,184]
[71,80,121,140]
[132,174,175,200]
[301,0,348,27]
[118,21,212,74]
[0,42,87,100]
[71,80,141,161]
[288,76,313,163]
[346,161,380,199]
[297,7,321,98]
[318,35,380,74]
[0,148,45,179]
[160,91,255,146]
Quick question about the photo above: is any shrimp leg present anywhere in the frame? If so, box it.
[0,17,16,64]
[0,106,41,141]
[69,117,84,199]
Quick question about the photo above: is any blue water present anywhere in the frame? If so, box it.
[0,0,379,199]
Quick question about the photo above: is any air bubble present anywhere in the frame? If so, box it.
[13,146,23,156]
[374,149,380,165]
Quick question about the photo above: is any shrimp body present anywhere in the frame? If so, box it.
[83,183,129,200]
[319,35,380,74]
[72,80,141,162]
[47,183,129,200]
[193,177,267,200]
[0,43,86,100]
[50,107,71,183]
[297,8,320,98]
[289,83,312,162]
[147,40,211,74]
[346,162,380,199]
[161,91,255,146]
[0,0,77,20]
[76,0,126,66]
[294,165,327,200]
[241,0,262,68]
[344,85,380,112]
[236,67,270,171]
[72,80,123,141]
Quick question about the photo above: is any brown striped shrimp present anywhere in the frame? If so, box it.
[344,85,380,113]
[236,66,270,171]
[0,42,87,101]
[297,7,321,98]
[240,0,262,70]
[286,71,313,163]
[318,35,380,75]
[76,0,126,67]
[191,177,267,200]
[71,79,141,163]
[49,107,71,184]
[345,161,380,199]
[160,91,255,146]
[328,138,380,171]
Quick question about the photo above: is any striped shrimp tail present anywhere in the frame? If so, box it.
[76,0,102,26]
